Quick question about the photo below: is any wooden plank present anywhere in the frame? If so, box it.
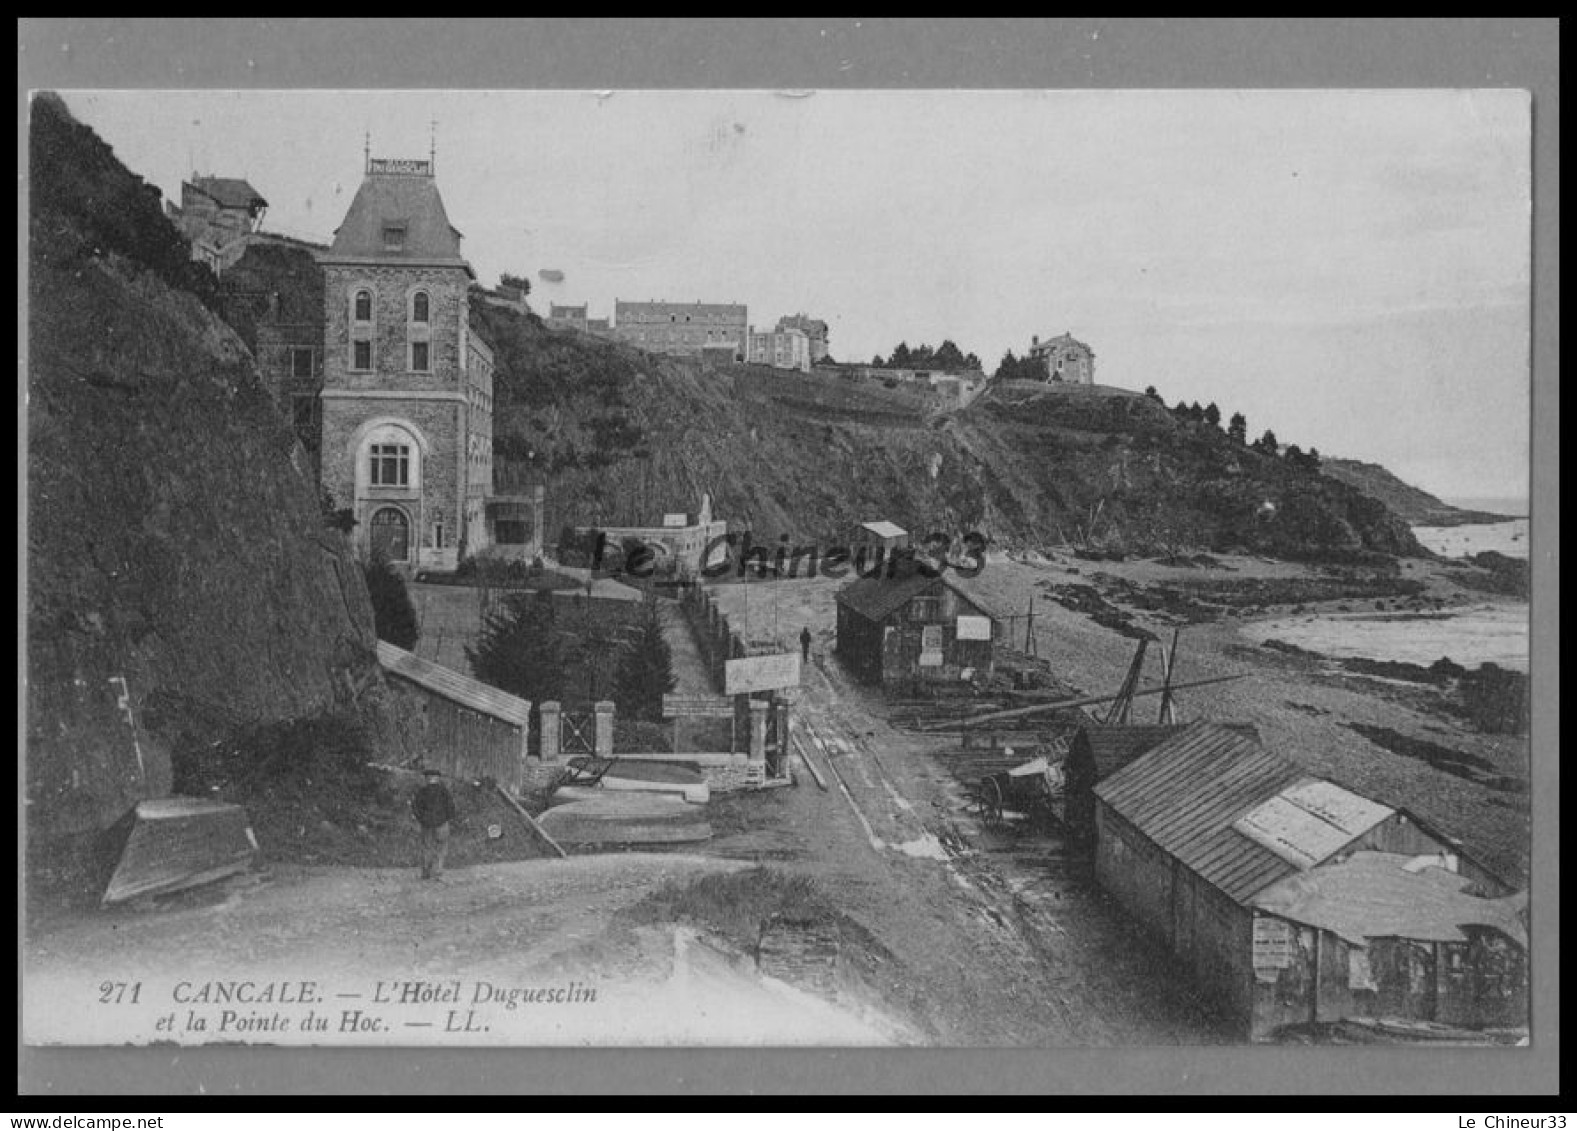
[494,783,568,859]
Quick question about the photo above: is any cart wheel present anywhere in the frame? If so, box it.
[980,776,1005,824]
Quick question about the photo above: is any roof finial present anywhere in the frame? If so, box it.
[429,119,437,173]
[364,130,371,172]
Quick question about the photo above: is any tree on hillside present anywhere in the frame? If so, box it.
[993,350,1046,383]
[1228,412,1248,445]
[889,342,913,367]
[964,351,982,370]
[364,556,419,650]
[467,590,566,704]
[1284,445,1322,472]
[1204,402,1222,428]
[1144,385,1162,402]
[613,597,677,722]
[1252,429,1280,456]
[872,353,885,366]
[1189,401,1205,423]
[933,340,967,370]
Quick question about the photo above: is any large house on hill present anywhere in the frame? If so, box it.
[1028,332,1095,384]
[316,154,497,571]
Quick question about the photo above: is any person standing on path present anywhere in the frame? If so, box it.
[411,767,457,881]
[800,625,813,664]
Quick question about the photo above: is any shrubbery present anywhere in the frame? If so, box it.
[364,557,419,649]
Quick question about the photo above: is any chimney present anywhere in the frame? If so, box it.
[1032,335,1039,346]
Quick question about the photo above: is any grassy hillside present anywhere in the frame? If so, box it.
[26,93,384,836]
[471,300,1423,562]
[1321,458,1515,527]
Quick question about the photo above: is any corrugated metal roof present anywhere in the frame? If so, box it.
[1252,852,1528,948]
[1094,721,1306,903]
[377,641,531,726]
[860,520,909,539]
[327,171,466,263]
[1234,780,1394,869]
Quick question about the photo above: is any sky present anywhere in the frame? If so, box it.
[54,88,1531,502]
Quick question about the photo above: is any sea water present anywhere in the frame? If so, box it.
[1411,519,1530,560]
[1241,605,1528,673]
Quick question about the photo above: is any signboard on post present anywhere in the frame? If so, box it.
[662,694,735,719]
[956,615,992,641]
[724,652,801,696]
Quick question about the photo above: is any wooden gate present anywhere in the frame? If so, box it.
[562,710,596,757]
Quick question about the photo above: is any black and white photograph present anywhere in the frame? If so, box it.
[18,18,1557,1097]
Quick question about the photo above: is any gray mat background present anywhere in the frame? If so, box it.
[16,17,1559,1097]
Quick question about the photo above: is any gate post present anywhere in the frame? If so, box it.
[769,696,790,780]
[748,698,769,765]
[539,700,561,763]
[594,700,616,758]
[516,699,533,784]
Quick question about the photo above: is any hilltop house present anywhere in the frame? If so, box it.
[1028,333,1095,384]
[613,300,748,358]
[167,176,268,273]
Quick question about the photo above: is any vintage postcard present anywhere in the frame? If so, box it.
[23,84,1534,1053]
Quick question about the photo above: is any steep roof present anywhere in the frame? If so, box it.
[1094,721,1306,903]
[1252,851,1528,948]
[835,567,998,625]
[1095,722,1413,906]
[326,167,468,266]
[1031,332,1094,355]
[1068,724,1188,782]
[190,176,267,211]
[377,641,531,726]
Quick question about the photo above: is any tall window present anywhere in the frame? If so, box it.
[290,347,314,380]
[369,443,409,487]
[412,291,430,323]
[354,290,372,322]
[353,339,372,370]
[411,340,430,372]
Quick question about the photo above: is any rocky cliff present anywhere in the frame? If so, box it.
[26,93,382,835]
[1321,458,1515,527]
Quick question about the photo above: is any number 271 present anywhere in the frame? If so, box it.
[98,981,142,1004]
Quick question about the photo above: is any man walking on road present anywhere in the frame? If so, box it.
[412,767,457,881]
[800,625,813,664]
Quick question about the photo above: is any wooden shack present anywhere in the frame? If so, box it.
[377,641,533,794]
[1091,720,1522,1041]
[834,568,997,690]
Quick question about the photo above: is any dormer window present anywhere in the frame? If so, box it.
[382,223,407,252]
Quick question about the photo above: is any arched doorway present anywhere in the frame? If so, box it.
[370,507,411,563]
